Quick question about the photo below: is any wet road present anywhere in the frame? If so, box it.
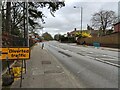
[43,41,119,88]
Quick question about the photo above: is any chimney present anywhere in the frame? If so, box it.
[74,28,77,31]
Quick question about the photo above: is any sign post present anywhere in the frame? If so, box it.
[6,55,11,74]
[0,47,30,87]
[20,60,24,87]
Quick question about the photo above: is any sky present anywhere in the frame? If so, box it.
[37,0,119,37]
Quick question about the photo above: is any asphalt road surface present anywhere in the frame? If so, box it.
[42,41,119,88]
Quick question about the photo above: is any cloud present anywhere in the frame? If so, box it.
[65,0,119,2]
[37,1,118,36]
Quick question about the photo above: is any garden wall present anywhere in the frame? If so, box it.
[77,33,120,48]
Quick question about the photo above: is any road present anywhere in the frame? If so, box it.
[43,41,119,88]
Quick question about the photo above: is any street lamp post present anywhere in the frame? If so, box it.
[74,6,83,33]
[81,7,83,33]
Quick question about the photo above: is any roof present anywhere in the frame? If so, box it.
[114,22,120,26]
[70,30,99,34]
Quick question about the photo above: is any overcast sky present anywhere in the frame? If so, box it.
[37,0,119,37]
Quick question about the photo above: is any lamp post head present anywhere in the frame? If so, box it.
[73,6,77,8]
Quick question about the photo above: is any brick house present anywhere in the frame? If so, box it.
[114,22,120,32]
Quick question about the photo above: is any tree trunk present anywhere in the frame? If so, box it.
[6,2,11,33]
[2,3,5,32]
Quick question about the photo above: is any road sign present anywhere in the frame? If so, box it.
[0,47,30,60]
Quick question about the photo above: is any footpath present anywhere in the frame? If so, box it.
[8,43,81,88]
[68,43,119,52]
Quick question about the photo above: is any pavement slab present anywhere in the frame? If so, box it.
[9,44,81,88]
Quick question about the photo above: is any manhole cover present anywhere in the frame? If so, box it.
[41,61,51,64]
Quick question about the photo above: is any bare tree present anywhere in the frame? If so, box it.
[91,10,117,35]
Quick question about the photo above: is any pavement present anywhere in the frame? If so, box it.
[67,43,119,52]
[8,43,81,88]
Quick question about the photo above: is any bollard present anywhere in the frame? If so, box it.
[42,43,44,49]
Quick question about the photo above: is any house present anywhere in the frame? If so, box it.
[69,28,99,37]
[69,28,80,37]
[29,33,42,43]
[114,22,120,32]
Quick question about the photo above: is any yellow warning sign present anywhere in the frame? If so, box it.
[0,48,30,60]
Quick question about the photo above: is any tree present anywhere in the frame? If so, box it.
[87,24,94,30]
[2,1,65,34]
[54,34,61,41]
[75,31,91,38]
[5,2,11,33]
[0,3,1,46]
[91,10,117,35]
[42,32,53,41]
[2,1,65,46]
[28,2,65,29]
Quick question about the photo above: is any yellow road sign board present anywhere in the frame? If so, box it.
[0,48,30,60]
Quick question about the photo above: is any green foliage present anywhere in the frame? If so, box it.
[58,35,76,43]
[28,2,65,29]
[2,1,65,46]
[42,32,53,41]
[54,34,61,41]
[106,29,114,35]
[2,1,65,33]
[29,18,38,29]
[11,28,22,37]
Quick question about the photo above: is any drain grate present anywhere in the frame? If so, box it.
[41,61,51,64]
